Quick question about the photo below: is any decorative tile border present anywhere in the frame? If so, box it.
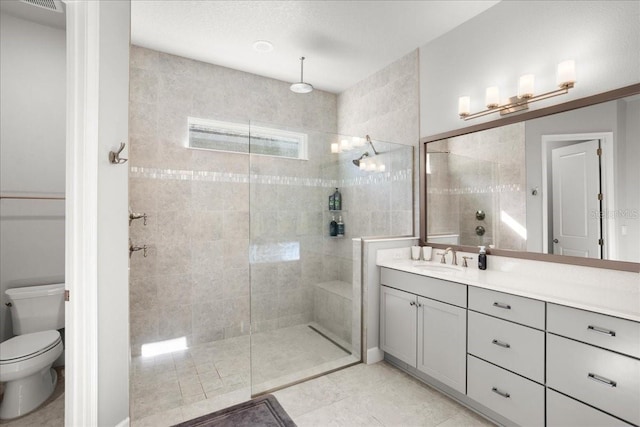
[427,183,522,195]
[129,167,412,188]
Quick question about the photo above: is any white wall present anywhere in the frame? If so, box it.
[419,1,640,137]
[0,13,66,342]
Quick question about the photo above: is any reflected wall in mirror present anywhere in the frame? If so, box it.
[426,93,640,264]
[427,123,526,251]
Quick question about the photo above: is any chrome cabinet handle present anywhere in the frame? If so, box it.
[492,339,511,349]
[553,238,559,243]
[493,302,511,310]
[588,373,617,387]
[491,387,510,398]
[409,301,416,306]
[588,325,616,337]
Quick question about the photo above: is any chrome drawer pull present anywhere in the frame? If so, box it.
[493,302,511,310]
[587,325,616,337]
[588,373,617,388]
[491,387,511,398]
[492,339,511,349]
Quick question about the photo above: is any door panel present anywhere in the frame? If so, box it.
[551,140,601,258]
[380,286,417,366]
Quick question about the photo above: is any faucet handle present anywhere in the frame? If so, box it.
[462,256,473,268]
[436,252,447,264]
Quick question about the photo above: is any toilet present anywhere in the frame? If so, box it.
[0,283,65,420]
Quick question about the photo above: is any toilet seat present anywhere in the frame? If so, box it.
[0,330,61,364]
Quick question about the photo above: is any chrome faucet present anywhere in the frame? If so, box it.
[444,247,457,266]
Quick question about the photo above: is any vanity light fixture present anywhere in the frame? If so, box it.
[290,56,314,94]
[458,60,576,120]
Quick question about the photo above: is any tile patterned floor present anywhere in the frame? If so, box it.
[1,329,495,427]
[131,323,357,423]
[133,361,495,427]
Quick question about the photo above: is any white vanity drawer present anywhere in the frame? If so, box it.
[468,286,545,329]
[468,311,544,383]
[547,389,633,427]
[548,303,640,359]
[547,333,640,426]
[380,267,467,308]
[467,355,544,427]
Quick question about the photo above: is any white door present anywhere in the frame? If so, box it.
[65,1,130,426]
[551,140,601,258]
[380,286,417,366]
[417,297,467,393]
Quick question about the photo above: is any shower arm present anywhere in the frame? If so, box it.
[366,135,379,155]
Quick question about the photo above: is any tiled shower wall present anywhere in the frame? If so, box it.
[128,46,337,355]
[336,50,419,283]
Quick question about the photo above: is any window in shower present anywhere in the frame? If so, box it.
[188,116,308,160]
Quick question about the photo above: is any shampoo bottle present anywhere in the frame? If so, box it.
[337,215,345,236]
[330,215,338,237]
[333,188,342,210]
[478,246,487,270]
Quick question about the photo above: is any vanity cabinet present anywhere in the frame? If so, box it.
[379,285,417,366]
[547,304,640,426]
[378,267,640,427]
[467,288,545,426]
[380,268,467,393]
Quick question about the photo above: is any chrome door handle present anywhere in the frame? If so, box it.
[587,325,616,337]
[492,339,511,349]
[588,373,617,387]
[493,302,511,310]
[491,387,510,398]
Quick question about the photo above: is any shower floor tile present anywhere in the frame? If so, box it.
[130,322,356,422]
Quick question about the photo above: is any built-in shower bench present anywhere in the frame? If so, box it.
[312,280,352,350]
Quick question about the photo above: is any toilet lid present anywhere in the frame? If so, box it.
[0,330,61,362]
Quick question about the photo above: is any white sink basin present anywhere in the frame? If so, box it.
[413,262,464,273]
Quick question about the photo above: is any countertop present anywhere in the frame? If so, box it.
[377,254,640,322]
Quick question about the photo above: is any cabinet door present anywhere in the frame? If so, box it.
[417,296,467,393]
[380,286,417,366]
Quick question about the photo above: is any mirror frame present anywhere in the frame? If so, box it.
[420,83,640,273]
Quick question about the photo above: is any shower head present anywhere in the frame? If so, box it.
[352,151,370,167]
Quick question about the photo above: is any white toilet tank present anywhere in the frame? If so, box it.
[5,283,65,335]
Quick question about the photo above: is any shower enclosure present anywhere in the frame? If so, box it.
[128,116,413,418]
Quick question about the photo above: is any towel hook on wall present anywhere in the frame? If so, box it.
[109,142,128,164]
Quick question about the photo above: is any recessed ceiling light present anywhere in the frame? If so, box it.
[252,40,274,53]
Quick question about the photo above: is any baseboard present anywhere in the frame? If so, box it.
[114,416,130,427]
[366,347,384,364]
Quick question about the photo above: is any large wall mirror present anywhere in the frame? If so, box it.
[421,84,640,271]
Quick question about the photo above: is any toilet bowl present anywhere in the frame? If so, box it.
[0,330,63,420]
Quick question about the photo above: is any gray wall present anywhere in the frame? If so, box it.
[0,13,66,342]
[419,1,640,137]
[336,49,419,284]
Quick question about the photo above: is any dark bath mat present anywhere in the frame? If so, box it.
[173,394,296,427]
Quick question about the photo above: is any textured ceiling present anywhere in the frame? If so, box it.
[131,0,499,93]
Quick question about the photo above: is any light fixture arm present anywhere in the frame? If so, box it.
[299,57,305,82]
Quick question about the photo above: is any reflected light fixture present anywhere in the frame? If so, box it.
[290,56,313,94]
[459,60,576,120]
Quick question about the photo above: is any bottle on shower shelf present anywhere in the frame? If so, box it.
[333,188,342,210]
[337,215,345,237]
[330,215,338,237]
